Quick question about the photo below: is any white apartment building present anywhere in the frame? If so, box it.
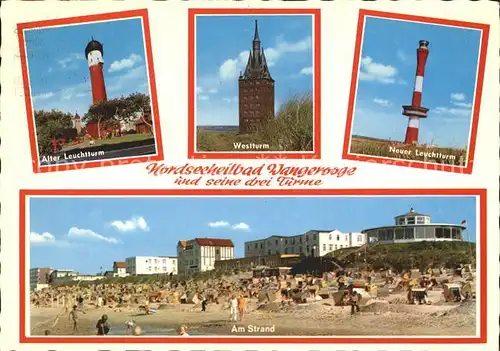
[244,230,366,258]
[125,256,177,276]
[177,238,235,274]
[49,269,78,283]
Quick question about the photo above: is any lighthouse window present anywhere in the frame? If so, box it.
[406,217,415,225]
[416,217,425,224]
[398,218,406,225]
[378,230,387,241]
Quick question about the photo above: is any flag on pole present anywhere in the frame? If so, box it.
[461,220,467,226]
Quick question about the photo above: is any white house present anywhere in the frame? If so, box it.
[112,261,128,277]
[177,238,235,274]
[244,230,367,258]
[125,256,177,276]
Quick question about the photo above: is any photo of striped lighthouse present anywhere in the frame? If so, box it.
[343,10,489,173]
[18,10,163,172]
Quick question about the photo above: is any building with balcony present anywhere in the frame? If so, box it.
[177,238,235,274]
[30,267,53,291]
[244,230,366,258]
[125,256,177,276]
[362,208,466,244]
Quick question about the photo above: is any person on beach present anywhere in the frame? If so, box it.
[69,305,86,334]
[125,321,136,335]
[229,295,239,322]
[349,291,360,315]
[133,326,142,336]
[178,325,189,336]
[97,296,103,308]
[96,314,110,335]
[237,294,247,321]
[201,298,207,312]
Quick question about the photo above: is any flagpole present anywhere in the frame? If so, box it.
[463,221,473,266]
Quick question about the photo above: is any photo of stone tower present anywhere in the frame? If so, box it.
[238,21,275,134]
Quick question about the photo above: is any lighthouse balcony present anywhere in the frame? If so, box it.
[402,105,429,118]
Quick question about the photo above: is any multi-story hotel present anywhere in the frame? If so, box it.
[244,230,366,258]
[29,267,52,291]
[125,256,177,276]
[362,208,467,244]
[177,238,235,274]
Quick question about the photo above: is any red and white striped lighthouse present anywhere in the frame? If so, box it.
[402,40,430,145]
[85,38,107,103]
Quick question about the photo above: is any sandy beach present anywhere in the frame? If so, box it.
[30,291,476,337]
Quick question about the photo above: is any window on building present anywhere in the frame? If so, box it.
[435,227,444,238]
[285,239,288,244]
[336,235,340,241]
[268,250,271,255]
[395,229,405,240]
[322,244,326,251]
[275,240,278,245]
[306,236,309,242]
[313,235,316,240]
[415,227,426,239]
[148,267,151,271]
[452,228,461,239]
[291,247,295,253]
[357,235,363,242]
[379,230,386,241]
[329,244,333,251]
[306,245,309,253]
[407,217,415,225]
[335,244,338,250]
[398,218,405,225]
[345,236,348,241]
[329,234,332,240]
[340,245,343,249]
[404,228,414,240]
[260,243,263,249]
[268,241,271,247]
[416,217,425,224]
[299,237,302,243]
[285,248,288,254]
[254,243,257,248]
[216,249,220,254]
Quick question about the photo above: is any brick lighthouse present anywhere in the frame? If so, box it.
[402,40,430,145]
[85,37,107,103]
[238,20,275,134]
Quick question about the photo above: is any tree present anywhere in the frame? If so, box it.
[117,93,152,130]
[83,99,121,139]
[35,109,73,155]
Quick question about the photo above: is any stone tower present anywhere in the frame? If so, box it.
[238,20,275,134]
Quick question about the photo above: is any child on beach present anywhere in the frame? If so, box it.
[69,305,86,334]
[96,314,110,335]
[237,294,247,321]
[178,325,189,336]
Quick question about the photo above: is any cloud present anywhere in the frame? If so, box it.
[373,98,391,107]
[106,64,148,93]
[217,36,312,81]
[108,54,142,73]
[219,51,250,81]
[32,92,55,101]
[300,66,313,75]
[30,231,56,243]
[58,53,85,70]
[232,222,250,231]
[450,93,465,101]
[110,216,150,233]
[434,106,472,117]
[68,227,119,244]
[359,56,398,84]
[208,221,230,228]
[198,95,209,101]
[452,102,472,108]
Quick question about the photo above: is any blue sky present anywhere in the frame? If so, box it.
[29,196,476,274]
[351,17,483,148]
[24,17,150,116]
[195,15,314,126]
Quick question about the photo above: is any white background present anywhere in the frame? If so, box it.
[1,0,499,351]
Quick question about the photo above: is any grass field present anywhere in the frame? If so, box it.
[62,133,153,151]
[196,94,314,153]
[349,135,467,166]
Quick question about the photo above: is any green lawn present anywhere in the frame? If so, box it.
[62,133,153,151]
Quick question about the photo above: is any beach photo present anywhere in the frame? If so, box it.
[189,9,321,159]
[22,190,483,342]
[18,10,163,172]
[343,10,489,173]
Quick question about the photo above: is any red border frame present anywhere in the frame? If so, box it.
[342,9,490,174]
[17,9,164,173]
[187,8,321,160]
[19,188,487,344]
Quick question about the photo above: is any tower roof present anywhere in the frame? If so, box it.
[240,21,273,81]
[394,207,429,218]
[85,38,103,59]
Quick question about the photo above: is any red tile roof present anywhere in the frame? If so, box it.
[113,261,126,269]
[195,238,234,247]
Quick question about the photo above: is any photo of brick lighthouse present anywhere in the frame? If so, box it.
[22,16,159,166]
[195,15,315,153]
